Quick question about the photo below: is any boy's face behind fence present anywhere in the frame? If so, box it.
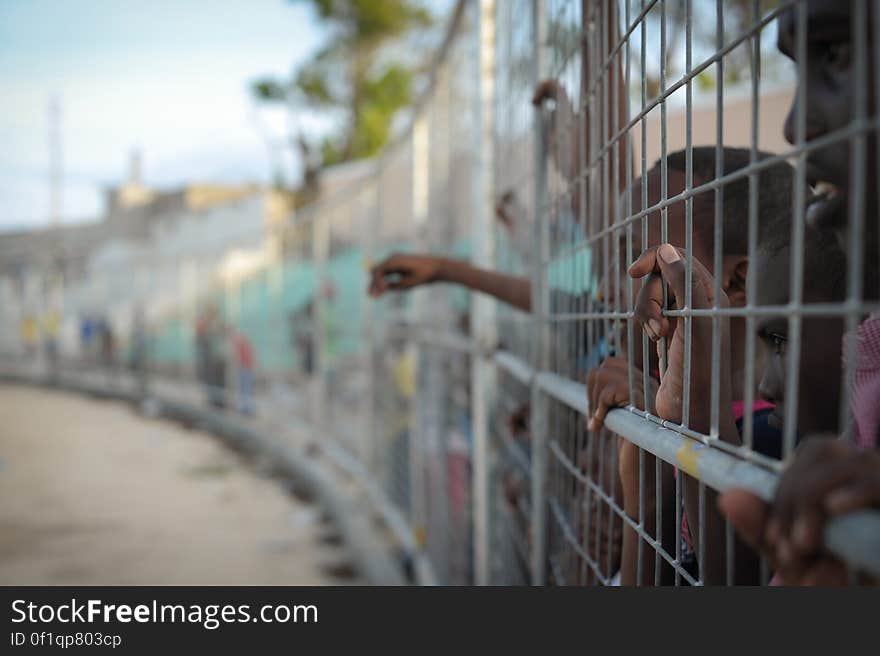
[753,247,844,436]
[777,1,879,267]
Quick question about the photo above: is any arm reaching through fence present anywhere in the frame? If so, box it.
[531,0,632,229]
[368,252,532,312]
[586,357,679,585]
[720,440,880,585]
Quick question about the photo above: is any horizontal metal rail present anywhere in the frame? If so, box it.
[494,349,533,386]
[526,363,880,578]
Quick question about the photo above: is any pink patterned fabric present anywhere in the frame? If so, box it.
[846,313,880,450]
[732,399,776,423]
[768,318,880,586]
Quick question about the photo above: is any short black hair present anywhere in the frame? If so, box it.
[654,146,797,257]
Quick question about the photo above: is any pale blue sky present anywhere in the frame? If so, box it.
[0,0,331,230]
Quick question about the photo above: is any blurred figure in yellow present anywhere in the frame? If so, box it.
[42,310,60,375]
[20,314,39,358]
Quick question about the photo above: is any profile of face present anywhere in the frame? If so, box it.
[777,0,879,257]
[752,244,844,436]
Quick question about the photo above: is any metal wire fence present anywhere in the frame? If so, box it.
[4,0,880,585]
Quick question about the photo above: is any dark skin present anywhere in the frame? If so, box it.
[587,356,676,585]
[723,235,863,585]
[368,253,532,312]
[729,243,847,583]
[777,0,879,268]
[753,245,845,438]
[371,1,632,311]
[590,167,756,585]
[721,440,880,585]
[368,169,723,319]
[721,1,880,584]
[369,7,632,314]
[532,0,630,221]
[628,244,748,585]
[594,167,750,381]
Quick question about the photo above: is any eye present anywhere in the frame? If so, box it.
[819,41,851,72]
[768,332,788,357]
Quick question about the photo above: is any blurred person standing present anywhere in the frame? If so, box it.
[79,314,97,364]
[129,307,150,397]
[20,314,39,359]
[195,305,227,409]
[42,309,60,377]
[98,316,116,384]
[232,330,256,416]
[289,302,315,377]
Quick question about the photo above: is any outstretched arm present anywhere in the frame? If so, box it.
[369,252,532,313]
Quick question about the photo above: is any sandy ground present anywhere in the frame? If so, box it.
[0,384,348,585]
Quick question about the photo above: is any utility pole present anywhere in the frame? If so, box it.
[46,94,64,326]
[48,94,62,227]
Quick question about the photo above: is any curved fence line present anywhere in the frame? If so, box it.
[4,0,879,585]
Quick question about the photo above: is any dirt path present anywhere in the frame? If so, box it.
[0,385,344,585]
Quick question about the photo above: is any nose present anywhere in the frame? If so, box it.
[758,370,781,405]
[783,88,825,146]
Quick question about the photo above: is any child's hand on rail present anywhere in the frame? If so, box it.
[586,356,654,433]
[627,244,733,437]
[719,438,880,585]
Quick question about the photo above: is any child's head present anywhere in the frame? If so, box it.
[599,147,796,367]
[777,0,879,299]
[753,214,847,435]
[603,148,795,303]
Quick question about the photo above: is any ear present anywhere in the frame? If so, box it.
[722,256,749,307]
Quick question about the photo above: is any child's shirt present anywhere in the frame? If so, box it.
[846,313,880,450]
[733,399,783,459]
[680,399,784,581]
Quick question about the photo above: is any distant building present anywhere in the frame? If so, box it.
[0,150,264,355]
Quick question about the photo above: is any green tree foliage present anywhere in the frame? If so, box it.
[251,0,432,172]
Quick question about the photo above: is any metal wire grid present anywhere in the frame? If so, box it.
[9,0,880,586]
[489,371,533,584]
[536,0,880,585]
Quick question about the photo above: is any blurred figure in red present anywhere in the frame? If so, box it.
[233,330,256,416]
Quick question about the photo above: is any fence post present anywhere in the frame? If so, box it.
[266,222,286,428]
[408,113,431,558]
[364,171,380,477]
[529,0,549,586]
[311,208,329,435]
[225,274,241,410]
[469,0,497,586]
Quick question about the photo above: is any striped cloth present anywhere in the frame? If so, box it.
[846,313,880,450]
